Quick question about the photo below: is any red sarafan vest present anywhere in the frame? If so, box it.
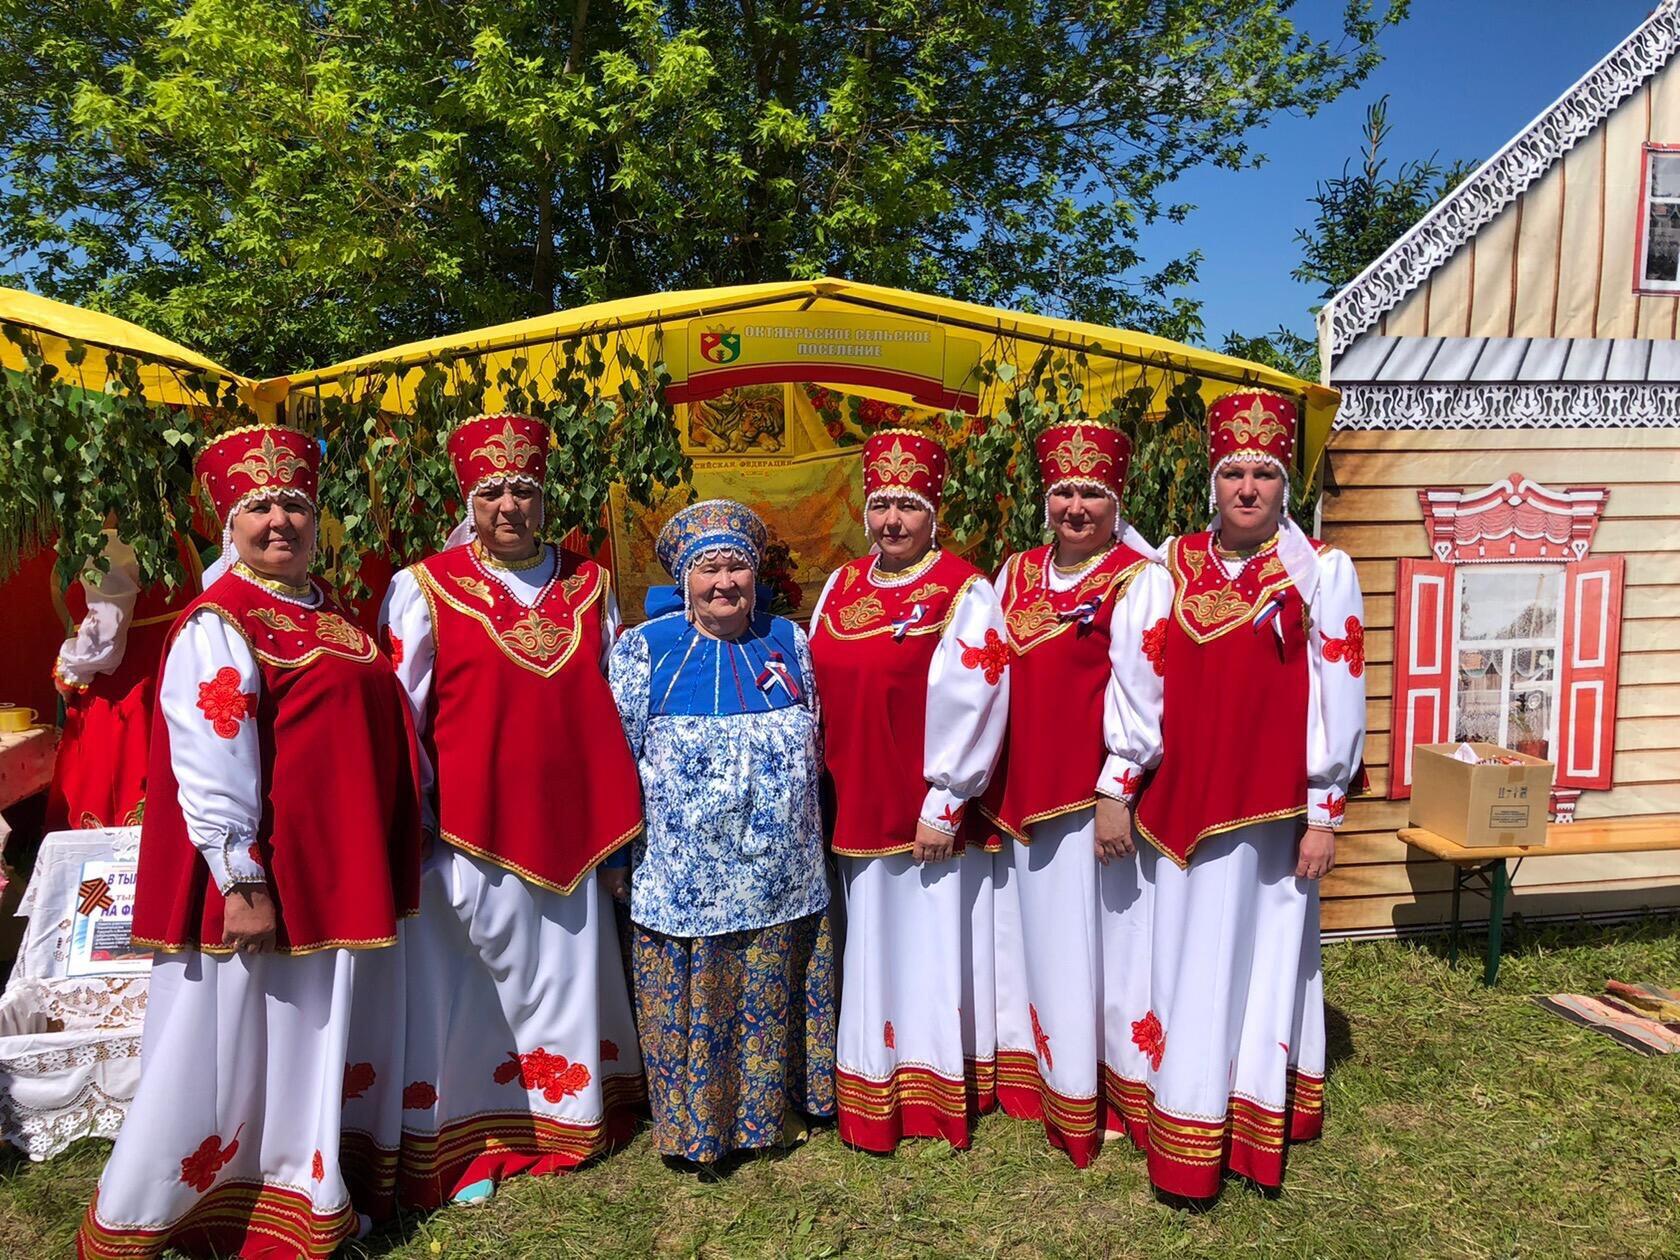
[978,543,1148,843]
[1134,531,1315,867]
[132,571,424,954]
[46,536,202,831]
[809,550,985,857]
[410,545,642,892]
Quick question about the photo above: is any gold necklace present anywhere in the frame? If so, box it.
[474,539,547,571]
[233,561,313,600]
[870,547,940,587]
[1052,543,1114,578]
[1213,534,1278,563]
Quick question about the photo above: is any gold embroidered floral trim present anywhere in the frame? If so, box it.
[226,432,309,488]
[468,419,542,472]
[452,574,494,605]
[865,437,933,487]
[836,592,886,632]
[416,562,603,678]
[250,606,307,634]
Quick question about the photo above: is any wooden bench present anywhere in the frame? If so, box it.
[1398,821,1680,985]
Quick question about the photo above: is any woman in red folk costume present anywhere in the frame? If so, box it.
[379,413,643,1208]
[979,422,1164,1167]
[78,426,424,1259]
[45,531,201,832]
[1115,390,1365,1200]
[809,429,1010,1152]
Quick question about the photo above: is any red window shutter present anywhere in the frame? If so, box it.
[1388,558,1456,799]
[1556,556,1624,791]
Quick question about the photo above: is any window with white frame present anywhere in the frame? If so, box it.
[1639,146,1680,291]
[1452,566,1563,758]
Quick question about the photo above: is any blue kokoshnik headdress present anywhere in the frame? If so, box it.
[655,498,768,578]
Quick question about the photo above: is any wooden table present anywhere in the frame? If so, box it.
[0,726,56,813]
[1399,822,1680,985]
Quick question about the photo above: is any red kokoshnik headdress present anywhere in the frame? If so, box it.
[447,413,550,501]
[1035,422,1131,500]
[862,428,947,514]
[196,424,320,521]
[1205,389,1298,479]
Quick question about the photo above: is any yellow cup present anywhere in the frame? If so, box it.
[0,705,40,733]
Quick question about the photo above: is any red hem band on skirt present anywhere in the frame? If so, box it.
[338,1131,400,1221]
[77,1182,356,1260]
[994,1048,1104,1168]
[396,1073,644,1209]
[1102,1064,1324,1197]
[835,1058,997,1153]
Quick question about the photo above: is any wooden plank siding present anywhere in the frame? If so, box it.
[1374,64,1680,342]
[1316,426,1680,933]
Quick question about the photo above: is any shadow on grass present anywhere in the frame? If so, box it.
[1399,911,1680,973]
[345,1115,837,1255]
[1325,1001,1355,1077]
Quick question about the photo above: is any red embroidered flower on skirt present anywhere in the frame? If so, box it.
[1131,1010,1165,1072]
[387,633,404,666]
[343,1061,377,1101]
[311,1150,325,1182]
[1324,792,1347,824]
[959,629,1011,685]
[1029,1003,1053,1070]
[179,1124,242,1193]
[1141,617,1169,677]
[493,1048,592,1103]
[1321,616,1366,677]
[196,667,254,739]
[600,1039,619,1062]
[883,1021,896,1049]
[402,1080,438,1109]
[1112,767,1143,799]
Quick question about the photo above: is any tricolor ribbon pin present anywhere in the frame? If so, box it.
[891,603,928,641]
[1253,595,1287,631]
[1059,594,1104,625]
[755,650,801,700]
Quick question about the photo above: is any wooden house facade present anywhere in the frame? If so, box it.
[1315,0,1680,934]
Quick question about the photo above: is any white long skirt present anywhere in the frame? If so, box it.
[834,847,995,1151]
[1120,820,1325,1198]
[77,944,404,1260]
[992,808,1151,1167]
[396,848,642,1207]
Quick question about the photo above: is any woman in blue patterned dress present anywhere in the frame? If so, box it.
[607,499,835,1166]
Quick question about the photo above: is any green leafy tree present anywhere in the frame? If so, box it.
[1294,92,1472,301]
[3,0,1404,375]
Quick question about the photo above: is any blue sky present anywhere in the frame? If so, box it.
[1155,0,1659,344]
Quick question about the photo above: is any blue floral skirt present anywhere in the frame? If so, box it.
[632,908,837,1162]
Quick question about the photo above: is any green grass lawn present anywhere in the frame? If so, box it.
[7,919,1678,1259]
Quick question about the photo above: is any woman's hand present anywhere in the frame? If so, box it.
[601,866,631,903]
[1296,827,1337,880]
[1094,796,1136,864]
[912,822,955,864]
[222,884,277,954]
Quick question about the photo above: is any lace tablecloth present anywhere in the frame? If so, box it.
[1,828,148,1160]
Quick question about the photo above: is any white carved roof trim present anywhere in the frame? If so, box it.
[1320,0,1680,362]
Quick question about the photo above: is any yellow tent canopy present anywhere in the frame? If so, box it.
[258,278,1339,479]
[0,286,254,410]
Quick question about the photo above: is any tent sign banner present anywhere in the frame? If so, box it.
[666,312,980,411]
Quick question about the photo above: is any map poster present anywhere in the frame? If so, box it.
[66,859,150,976]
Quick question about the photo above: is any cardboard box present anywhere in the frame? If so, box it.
[1408,742,1555,848]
